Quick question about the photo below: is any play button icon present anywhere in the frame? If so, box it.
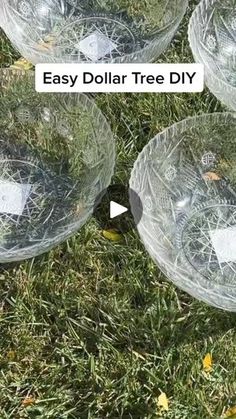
[110,201,128,219]
[93,183,142,234]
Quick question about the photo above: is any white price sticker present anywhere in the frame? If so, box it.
[77,31,117,61]
[210,226,236,264]
[0,180,31,216]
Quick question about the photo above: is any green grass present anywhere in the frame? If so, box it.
[0,2,236,418]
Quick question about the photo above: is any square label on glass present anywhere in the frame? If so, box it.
[0,180,32,216]
[210,226,236,264]
[77,30,117,61]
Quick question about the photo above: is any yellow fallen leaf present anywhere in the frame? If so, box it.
[6,350,16,361]
[225,406,236,418]
[203,353,212,372]
[36,35,56,51]
[157,392,169,411]
[131,350,146,361]
[203,171,221,181]
[10,58,33,71]
[102,229,123,242]
[22,396,36,407]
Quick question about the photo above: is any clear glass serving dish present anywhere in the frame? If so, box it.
[189,0,236,111]
[1,0,188,64]
[0,69,115,262]
[130,113,236,311]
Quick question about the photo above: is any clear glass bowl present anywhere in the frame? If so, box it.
[0,69,115,262]
[130,113,236,311]
[189,0,236,111]
[1,0,188,64]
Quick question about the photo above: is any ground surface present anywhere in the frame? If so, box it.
[0,2,236,419]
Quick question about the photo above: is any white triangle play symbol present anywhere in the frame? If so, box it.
[110,201,128,219]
